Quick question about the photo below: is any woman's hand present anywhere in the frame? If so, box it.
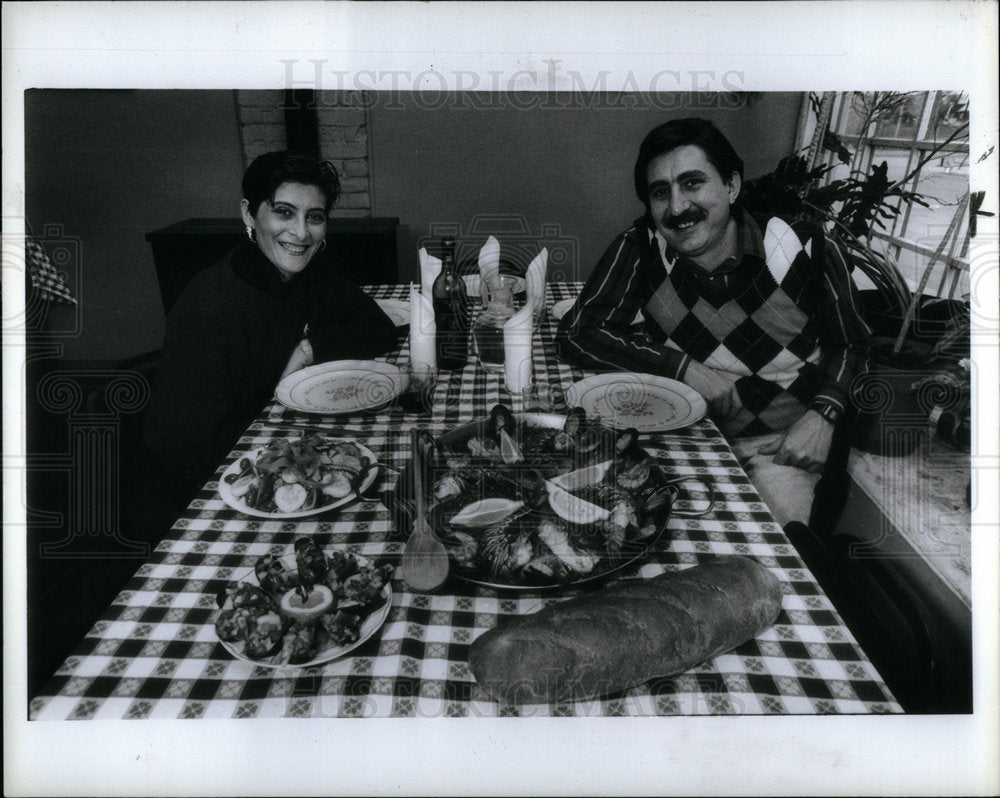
[758,410,833,473]
[280,339,314,380]
[682,360,742,420]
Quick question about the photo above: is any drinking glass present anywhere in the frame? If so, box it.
[522,380,570,414]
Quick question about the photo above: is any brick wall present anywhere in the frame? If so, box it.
[235,90,372,217]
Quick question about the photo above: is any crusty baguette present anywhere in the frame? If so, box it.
[469,555,782,703]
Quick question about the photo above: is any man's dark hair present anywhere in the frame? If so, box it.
[633,118,745,209]
[242,150,341,216]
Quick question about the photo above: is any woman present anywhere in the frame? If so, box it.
[142,150,397,520]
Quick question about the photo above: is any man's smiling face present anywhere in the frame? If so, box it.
[646,144,741,269]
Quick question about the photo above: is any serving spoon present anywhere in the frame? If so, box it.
[402,428,450,592]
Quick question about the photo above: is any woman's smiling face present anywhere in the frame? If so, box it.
[241,182,328,281]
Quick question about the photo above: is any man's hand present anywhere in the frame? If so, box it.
[758,409,834,473]
[682,360,742,420]
[280,339,314,381]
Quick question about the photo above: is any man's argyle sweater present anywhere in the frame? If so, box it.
[557,211,871,437]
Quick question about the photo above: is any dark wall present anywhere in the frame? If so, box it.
[368,92,803,283]
[25,90,245,361]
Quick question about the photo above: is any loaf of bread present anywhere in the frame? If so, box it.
[469,556,782,703]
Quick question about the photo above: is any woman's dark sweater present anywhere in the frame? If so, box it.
[143,241,397,503]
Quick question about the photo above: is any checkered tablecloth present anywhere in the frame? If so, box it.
[30,283,900,719]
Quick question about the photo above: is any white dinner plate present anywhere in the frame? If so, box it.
[275,360,408,414]
[565,373,707,432]
[217,553,392,669]
[376,298,410,328]
[218,438,380,519]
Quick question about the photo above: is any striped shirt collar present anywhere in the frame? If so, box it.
[650,209,765,275]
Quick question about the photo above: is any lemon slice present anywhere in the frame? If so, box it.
[274,483,308,512]
[546,483,610,525]
[546,460,613,493]
[449,498,525,527]
[320,471,353,499]
[279,584,334,621]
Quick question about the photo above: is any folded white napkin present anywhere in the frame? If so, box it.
[409,284,436,372]
[503,304,534,395]
[478,235,501,289]
[525,248,548,320]
[419,248,442,297]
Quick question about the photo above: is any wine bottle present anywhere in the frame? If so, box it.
[431,237,469,370]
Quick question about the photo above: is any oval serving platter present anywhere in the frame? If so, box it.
[418,413,673,592]
[218,438,380,519]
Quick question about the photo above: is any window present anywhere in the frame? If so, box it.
[820,92,971,299]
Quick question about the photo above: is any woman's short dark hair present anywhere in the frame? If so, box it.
[633,118,744,207]
[242,150,341,215]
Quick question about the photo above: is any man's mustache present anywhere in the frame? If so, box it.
[663,210,705,229]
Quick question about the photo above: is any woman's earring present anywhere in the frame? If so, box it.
[319,239,327,252]
[245,225,257,243]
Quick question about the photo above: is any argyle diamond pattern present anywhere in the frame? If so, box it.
[643,219,833,435]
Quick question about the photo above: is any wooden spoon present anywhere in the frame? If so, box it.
[402,428,450,592]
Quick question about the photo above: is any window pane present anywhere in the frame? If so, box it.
[908,145,969,233]
[838,93,871,136]
[925,91,969,143]
[873,93,926,139]
[868,145,912,182]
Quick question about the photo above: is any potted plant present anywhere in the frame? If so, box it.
[742,91,976,454]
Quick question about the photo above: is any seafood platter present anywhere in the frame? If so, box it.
[219,434,379,518]
[417,405,712,591]
[214,537,393,667]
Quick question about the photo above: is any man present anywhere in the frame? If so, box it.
[558,118,870,527]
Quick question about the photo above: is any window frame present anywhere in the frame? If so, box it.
[822,91,971,299]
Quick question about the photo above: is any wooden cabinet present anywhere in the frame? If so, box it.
[145,217,400,314]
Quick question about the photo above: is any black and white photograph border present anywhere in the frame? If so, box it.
[3,2,998,796]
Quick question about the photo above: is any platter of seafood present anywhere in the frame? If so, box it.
[214,537,393,668]
[219,434,379,518]
[419,405,712,591]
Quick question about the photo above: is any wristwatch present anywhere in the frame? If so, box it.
[811,402,841,424]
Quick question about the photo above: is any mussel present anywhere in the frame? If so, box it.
[613,428,645,462]
[489,404,523,464]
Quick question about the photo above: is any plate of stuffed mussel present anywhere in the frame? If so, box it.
[411,405,714,591]
[214,537,393,668]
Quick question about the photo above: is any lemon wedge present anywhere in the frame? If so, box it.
[498,429,523,464]
[546,460,613,493]
[449,498,525,527]
[279,584,334,621]
[546,483,610,525]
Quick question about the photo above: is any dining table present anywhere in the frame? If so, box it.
[29,281,901,720]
